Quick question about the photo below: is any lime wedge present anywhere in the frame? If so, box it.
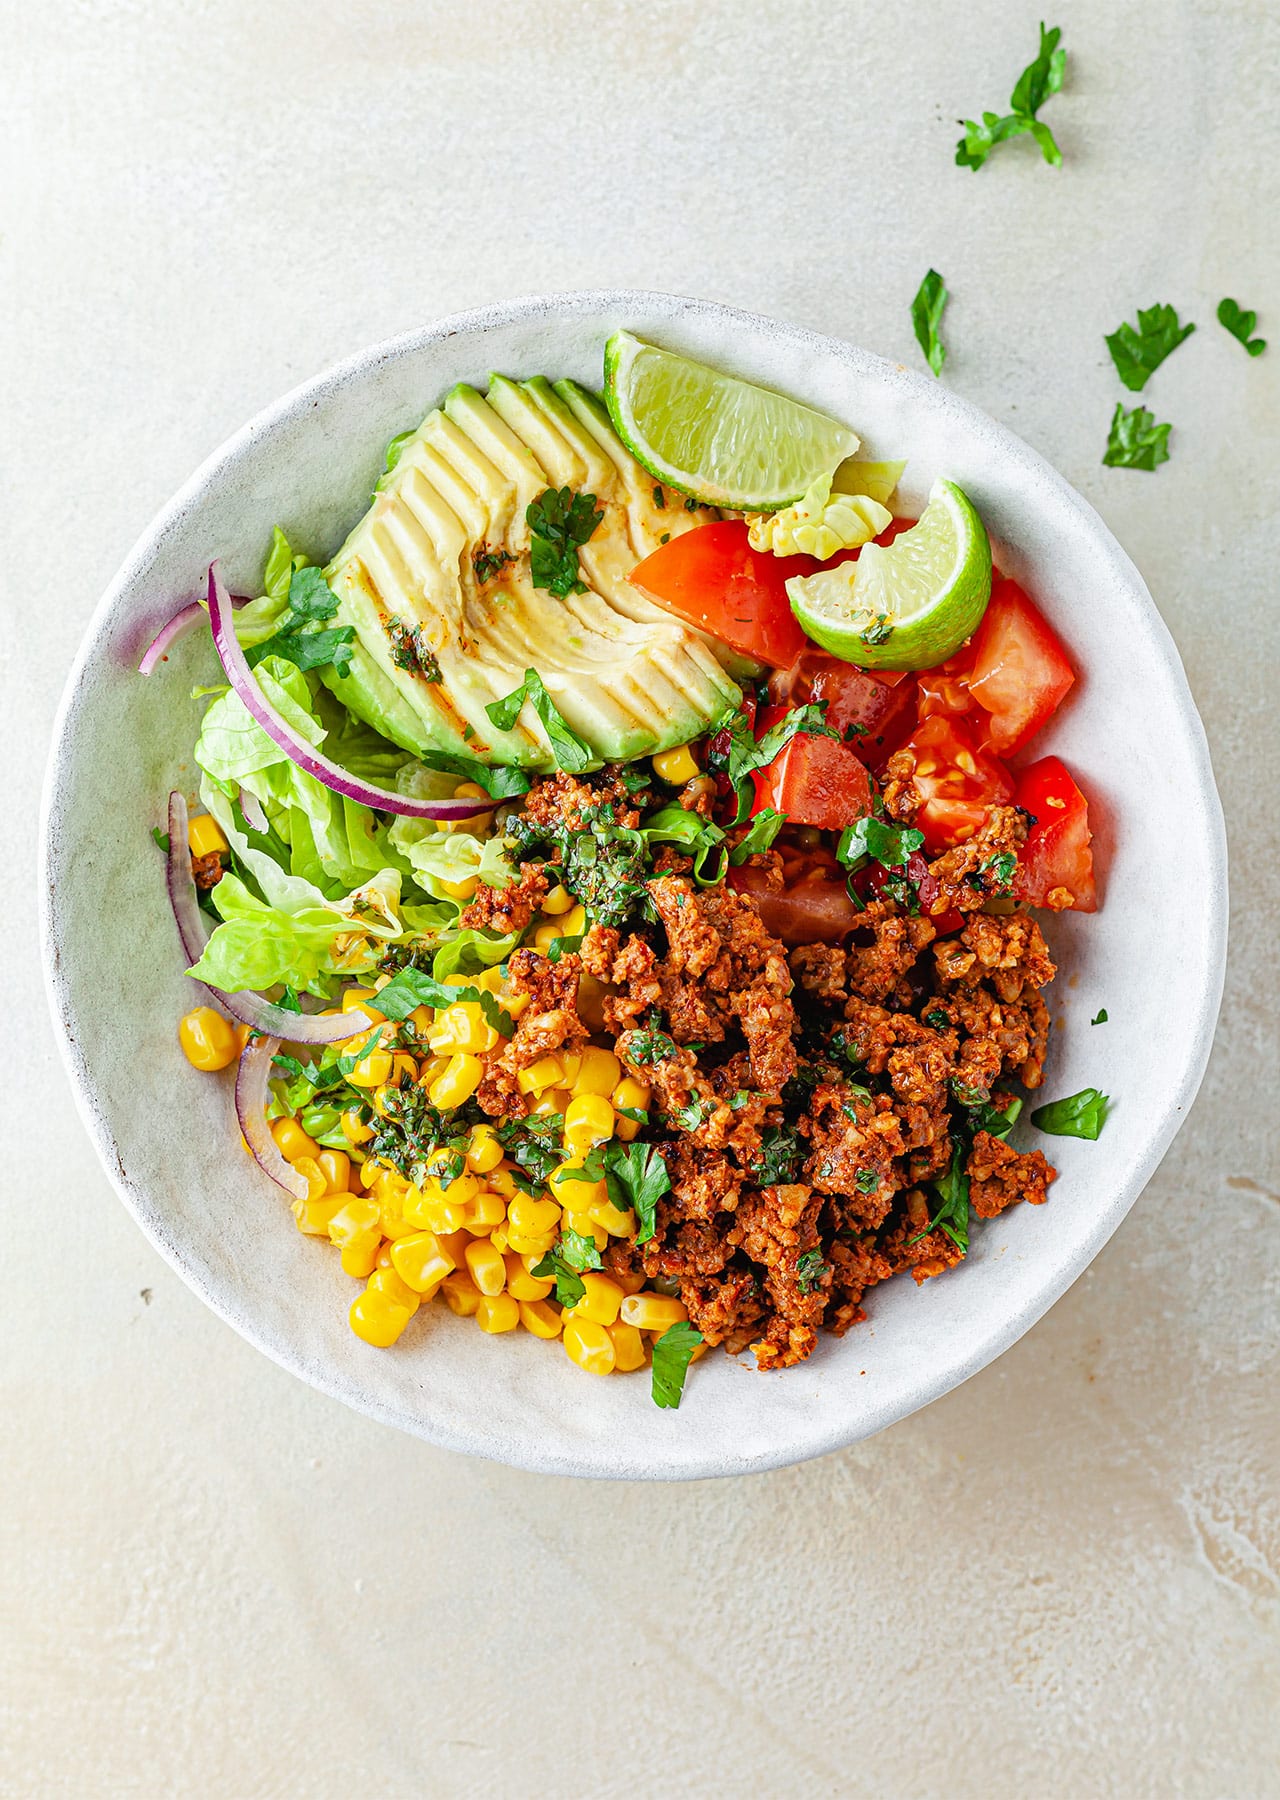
[786,478,992,671]
[603,331,860,511]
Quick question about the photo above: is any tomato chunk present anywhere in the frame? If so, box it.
[769,648,917,771]
[1013,756,1096,912]
[629,520,810,668]
[727,864,860,944]
[752,730,873,832]
[966,578,1075,755]
[902,714,1015,852]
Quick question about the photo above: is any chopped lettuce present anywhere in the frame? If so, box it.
[187,868,406,996]
[388,815,514,901]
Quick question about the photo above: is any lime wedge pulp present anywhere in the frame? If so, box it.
[603,331,860,512]
[785,478,992,671]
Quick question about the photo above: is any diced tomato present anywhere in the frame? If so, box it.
[902,714,1016,853]
[1013,756,1096,912]
[768,648,917,772]
[916,644,976,721]
[727,864,861,944]
[752,730,873,832]
[966,577,1075,755]
[629,521,811,668]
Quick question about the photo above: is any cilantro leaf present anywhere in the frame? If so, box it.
[604,1142,670,1244]
[1217,297,1266,357]
[417,752,530,800]
[709,701,836,820]
[1091,1008,1108,1025]
[472,545,515,583]
[1009,21,1067,118]
[526,487,604,599]
[1030,1087,1109,1140]
[245,566,355,679]
[1105,304,1196,393]
[909,1144,970,1253]
[836,815,925,872]
[956,22,1065,171]
[752,1126,804,1185]
[730,807,785,865]
[151,825,170,852]
[485,668,593,773]
[796,1248,828,1294]
[640,803,728,887]
[970,1093,1022,1142]
[1103,402,1171,472]
[911,269,949,377]
[558,1227,603,1274]
[530,1247,586,1308]
[651,1320,703,1408]
[372,967,514,1038]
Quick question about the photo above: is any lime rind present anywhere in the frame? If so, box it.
[603,331,860,512]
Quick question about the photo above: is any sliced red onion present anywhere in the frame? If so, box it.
[205,562,497,821]
[138,590,250,675]
[166,791,362,1044]
[236,1032,308,1198]
[238,789,268,834]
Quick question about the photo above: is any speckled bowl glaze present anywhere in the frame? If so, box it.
[40,291,1227,1479]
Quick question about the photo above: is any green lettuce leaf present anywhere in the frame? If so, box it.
[187,869,406,995]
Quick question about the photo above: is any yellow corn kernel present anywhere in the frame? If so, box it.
[440,1271,482,1316]
[551,1160,608,1211]
[290,1156,329,1204]
[341,1108,374,1147]
[652,743,699,785]
[461,1189,507,1233]
[486,1165,520,1200]
[559,903,588,937]
[531,1087,573,1119]
[489,1222,511,1254]
[402,1185,465,1235]
[349,1291,413,1347]
[291,1193,345,1235]
[428,1000,499,1056]
[608,1319,647,1372]
[619,1292,689,1333]
[589,1198,635,1237]
[368,1265,421,1314]
[564,1316,616,1374]
[342,986,384,1017]
[390,1052,418,1087]
[563,1093,615,1151]
[541,882,574,916]
[347,1047,393,1089]
[502,990,531,1021]
[563,1211,609,1250]
[531,920,560,953]
[187,811,229,857]
[328,1195,380,1246]
[178,1006,238,1072]
[568,1271,624,1327]
[613,1266,647,1297]
[571,1046,623,1098]
[416,1054,450,1089]
[270,1116,320,1163]
[376,1184,418,1241]
[610,1076,650,1141]
[438,874,480,901]
[464,1238,507,1297]
[516,1055,564,1096]
[340,1235,380,1279]
[390,1230,456,1295]
[428,1053,485,1109]
[465,1124,504,1174]
[505,1233,556,1259]
[317,1148,351,1194]
[504,1254,553,1301]
[507,1193,562,1238]
[231,1022,254,1057]
[519,1299,563,1339]
[475,1292,520,1334]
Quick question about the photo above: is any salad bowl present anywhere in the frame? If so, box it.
[40,290,1227,1479]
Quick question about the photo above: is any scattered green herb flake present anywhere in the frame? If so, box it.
[860,614,895,646]
[604,1142,670,1244]
[151,826,170,852]
[980,851,1018,891]
[955,22,1065,171]
[855,1168,879,1194]
[924,1009,951,1031]
[837,815,925,873]
[652,485,666,508]
[683,497,699,512]
[1030,1087,1109,1140]
[1104,304,1196,393]
[629,1013,678,1066]
[651,1320,703,1408]
[385,616,442,681]
[1103,402,1171,472]
[1091,1008,1108,1025]
[372,967,514,1037]
[796,1249,828,1294]
[659,532,670,545]
[1217,298,1266,357]
[472,545,516,583]
[526,486,603,599]
[730,808,785,865]
[753,1126,804,1185]
[911,268,949,376]
[485,668,594,773]
[909,1145,971,1253]
[335,1025,385,1078]
[972,1093,1022,1142]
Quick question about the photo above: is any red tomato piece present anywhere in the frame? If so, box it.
[966,578,1075,756]
[902,714,1016,853]
[752,730,873,832]
[915,643,976,722]
[767,649,917,773]
[1013,756,1096,912]
[727,864,861,945]
[629,521,811,668]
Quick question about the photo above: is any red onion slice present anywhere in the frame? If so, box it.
[139,600,205,675]
[238,789,268,834]
[205,562,497,822]
[235,1032,308,1198]
[166,791,363,1044]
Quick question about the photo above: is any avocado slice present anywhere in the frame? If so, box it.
[322,376,743,772]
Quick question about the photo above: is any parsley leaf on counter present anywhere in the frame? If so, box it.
[836,815,925,872]
[604,1142,670,1245]
[245,566,355,679]
[486,667,594,772]
[956,22,1066,171]
[1103,402,1171,472]
[911,269,949,376]
[526,486,604,599]
[1105,304,1195,392]
[651,1320,704,1408]
[1091,1008,1108,1025]
[1030,1087,1109,1140]
[1217,298,1267,357]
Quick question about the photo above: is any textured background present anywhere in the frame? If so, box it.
[4,2,1278,1794]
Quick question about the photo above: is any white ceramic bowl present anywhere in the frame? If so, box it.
[41,291,1227,1479]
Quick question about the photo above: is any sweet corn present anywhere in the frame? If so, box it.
[531,1087,573,1119]
[291,1156,329,1204]
[340,1235,380,1279]
[568,1271,624,1327]
[436,782,489,836]
[188,812,229,857]
[460,1189,506,1233]
[475,1292,520,1334]
[507,1194,561,1238]
[588,1198,635,1237]
[506,1232,557,1259]
[428,1001,499,1056]
[376,1181,418,1240]
[608,1319,647,1372]
[461,1238,505,1296]
[347,1047,393,1089]
[291,1193,346,1235]
[271,1116,320,1163]
[465,1124,504,1174]
[349,1291,413,1347]
[390,1052,418,1087]
[572,1046,623,1097]
[417,1054,450,1088]
[342,987,384,1020]
[328,1197,382,1278]
[563,1210,609,1250]
[558,1050,582,1085]
[653,744,699,784]
[487,1166,520,1201]
[519,1299,563,1339]
[541,883,575,915]
[438,874,480,901]
[403,1185,467,1235]
[178,1006,238,1072]
[341,1108,374,1146]
[563,1093,615,1151]
[440,1271,482,1317]
[233,1022,253,1055]
[619,1293,689,1332]
[390,1231,456,1295]
[504,1254,553,1301]
[516,1055,564,1096]
[564,1316,616,1374]
[368,1265,421,1314]
[428,1053,485,1109]
[488,1221,511,1254]
[317,1148,351,1194]
[613,1266,648,1297]
[551,1160,608,1211]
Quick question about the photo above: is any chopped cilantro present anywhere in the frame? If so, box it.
[629,1013,677,1065]
[603,1142,670,1245]
[836,815,925,873]
[652,485,666,508]
[1091,1008,1108,1025]
[753,1126,804,1185]
[909,1145,970,1253]
[385,616,442,681]
[651,1320,703,1408]
[796,1248,828,1294]
[1030,1087,1109,1140]
[558,1227,604,1274]
[1105,304,1196,393]
[855,1168,879,1194]
[956,22,1066,171]
[1217,297,1266,357]
[911,268,949,376]
[486,668,594,773]
[730,808,785,865]
[372,967,514,1038]
[859,615,894,647]
[472,545,515,583]
[530,1247,586,1308]
[1103,402,1171,472]
[526,486,603,599]
[244,566,355,679]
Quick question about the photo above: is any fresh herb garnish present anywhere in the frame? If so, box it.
[628,1013,678,1066]
[796,1248,828,1294]
[1217,298,1266,358]
[652,485,666,508]
[836,815,925,872]
[417,752,530,800]
[486,667,594,773]
[855,1168,879,1194]
[530,1246,587,1308]
[497,1116,565,1193]
[1091,1008,1108,1025]
[558,1227,604,1274]
[472,545,515,583]
[245,566,355,679]
[668,1093,715,1132]
[956,21,1066,171]
[526,487,603,598]
[640,803,728,886]
[1030,1087,1109,1140]
[753,1126,804,1185]
[151,826,170,852]
[971,1093,1022,1142]
[651,1320,703,1408]
[603,1142,670,1244]
[979,851,1018,891]
[1103,402,1171,472]
[860,615,894,647]
[1105,304,1196,393]
[911,268,949,376]
[708,700,836,821]
[385,616,442,681]
[730,808,785,864]
[372,967,514,1038]
[909,1145,970,1253]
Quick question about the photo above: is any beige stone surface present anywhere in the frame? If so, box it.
[4,1,1277,1793]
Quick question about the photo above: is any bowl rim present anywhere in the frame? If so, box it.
[39,287,1229,1479]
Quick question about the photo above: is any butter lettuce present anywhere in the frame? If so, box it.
[187,868,406,996]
